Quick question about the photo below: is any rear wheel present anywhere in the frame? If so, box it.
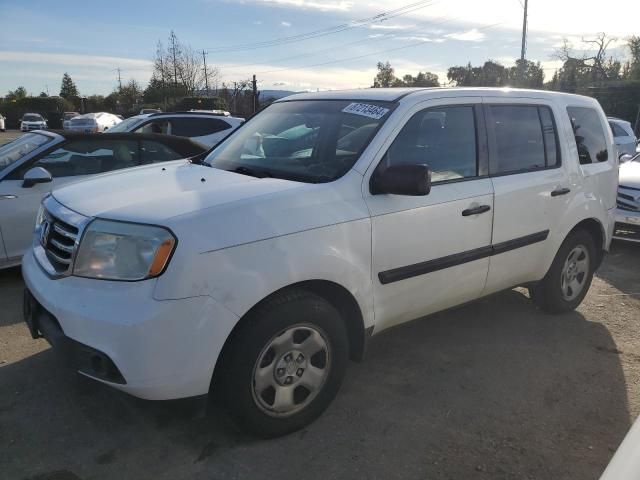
[215,290,349,437]
[529,230,596,313]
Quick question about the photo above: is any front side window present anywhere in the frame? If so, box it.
[205,100,393,183]
[378,105,478,183]
[567,107,608,164]
[0,133,52,171]
[10,139,140,178]
[107,116,144,133]
[135,119,171,135]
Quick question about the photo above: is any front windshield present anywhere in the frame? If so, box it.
[205,99,394,183]
[106,116,143,133]
[23,114,43,122]
[0,133,52,170]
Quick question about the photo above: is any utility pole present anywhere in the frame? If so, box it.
[202,49,209,96]
[519,0,528,84]
[252,74,258,114]
[159,56,167,110]
[116,67,122,91]
[170,32,179,89]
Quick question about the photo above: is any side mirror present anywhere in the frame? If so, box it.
[370,164,431,196]
[619,153,634,164]
[23,167,53,188]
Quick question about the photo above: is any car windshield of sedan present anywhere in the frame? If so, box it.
[23,114,44,122]
[0,133,52,170]
[204,99,394,183]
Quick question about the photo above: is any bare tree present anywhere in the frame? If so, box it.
[554,33,621,81]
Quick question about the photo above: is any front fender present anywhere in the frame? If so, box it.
[153,218,374,330]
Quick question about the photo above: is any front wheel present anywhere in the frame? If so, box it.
[215,290,349,437]
[529,230,596,313]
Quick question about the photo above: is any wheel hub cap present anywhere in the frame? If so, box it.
[560,245,589,301]
[252,325,331,417]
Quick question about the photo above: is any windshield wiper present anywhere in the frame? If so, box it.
[228,165,272,179]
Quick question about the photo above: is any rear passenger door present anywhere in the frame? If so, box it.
[483,99,571,295]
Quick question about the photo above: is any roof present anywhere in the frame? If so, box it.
[278,87,596,104]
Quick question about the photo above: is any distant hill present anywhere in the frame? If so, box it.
[259,90,301,100]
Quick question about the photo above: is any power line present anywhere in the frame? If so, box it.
[249,21,504,76]
[204,0,438,53]
[218,14,461,71]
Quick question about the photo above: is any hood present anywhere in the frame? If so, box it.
[51,161,304,223]
[619,161,640,189]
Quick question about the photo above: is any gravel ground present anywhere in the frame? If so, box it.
[0,241,639,480]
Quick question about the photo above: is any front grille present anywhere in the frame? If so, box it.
[41,212,79,273]
[617,185,640,212]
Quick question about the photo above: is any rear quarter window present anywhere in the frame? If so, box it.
[567,107,608,164]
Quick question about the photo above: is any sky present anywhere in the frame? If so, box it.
[0,0,637,96]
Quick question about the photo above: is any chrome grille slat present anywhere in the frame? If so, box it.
[46,249,72,265]
[53,223,77,240]
[50,238,74,253]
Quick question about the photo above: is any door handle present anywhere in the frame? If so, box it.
[462,205,491,216]
[551,187,571,197]
[0,194,17,199]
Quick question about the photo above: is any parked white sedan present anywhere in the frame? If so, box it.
[67,112,121,133]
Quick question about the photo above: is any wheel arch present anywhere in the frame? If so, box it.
[568,217,606,269]
[211,280,368,392]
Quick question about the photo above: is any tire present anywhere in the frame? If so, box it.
[529,229,596,313]
[215,289,349,437]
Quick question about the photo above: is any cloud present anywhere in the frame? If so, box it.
[252,20,263,25]
[280,21,292,27]
[444,28,485,42]
[247,0,353,11]
[369,23,414,31]
[0,50,151,69]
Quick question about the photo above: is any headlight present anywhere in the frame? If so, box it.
[73,219,176,281]
[35,205,45,229]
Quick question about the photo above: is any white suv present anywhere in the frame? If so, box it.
[22,88,618,437]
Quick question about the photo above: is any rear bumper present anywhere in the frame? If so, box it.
[614,209,640,243]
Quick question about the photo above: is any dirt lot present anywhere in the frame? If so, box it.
[1,242,639,480]
[0,129,23,146]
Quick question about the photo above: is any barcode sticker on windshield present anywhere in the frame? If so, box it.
[342,103,390,120]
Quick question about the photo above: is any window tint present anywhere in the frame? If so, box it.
[380,105,477,183]
[488,105,547,174]
[140,140,184,163]
[11,139,140,179]
[609,122,627,138]
[567,107,608,164]
[171,118,231,137]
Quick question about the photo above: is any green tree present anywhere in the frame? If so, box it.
[373,61,397,88]
[626,36,640,80]
[6,86,27,101]
[59,72,79,98]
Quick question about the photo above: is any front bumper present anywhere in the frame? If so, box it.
[614,208,640,243]
[21,124,46,131]
[22,250,240,400]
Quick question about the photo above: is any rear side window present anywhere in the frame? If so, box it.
[567,107,608,164]
[171,118,231,137]
[487,105,559,175]
[609,122,627,138]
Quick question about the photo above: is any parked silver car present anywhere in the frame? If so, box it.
[608,117,638,157]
